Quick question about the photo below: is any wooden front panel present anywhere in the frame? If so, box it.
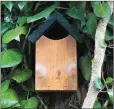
[35,35,77,91]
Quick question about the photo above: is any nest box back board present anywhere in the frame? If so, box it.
[36,35,77,90]
[28,12,83,91]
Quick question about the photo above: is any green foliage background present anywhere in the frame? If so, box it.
[1,1,113,109]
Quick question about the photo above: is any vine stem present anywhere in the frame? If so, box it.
[22,28,31,53]
[56,7,68,9]
[82,2,113,108]
[103,100,109,107]
[22,28,31,69]
[22,1,42,69]
[37,95,48,109]
[27,91,30,100]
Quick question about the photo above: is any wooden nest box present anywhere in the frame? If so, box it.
[28,12,82,91]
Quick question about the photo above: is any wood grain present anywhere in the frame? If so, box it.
[35,35,77,91]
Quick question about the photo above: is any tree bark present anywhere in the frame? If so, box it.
[82,2,113,108]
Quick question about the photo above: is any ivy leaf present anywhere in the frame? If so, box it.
[2,88,19,108]
[19,100,26,108]
[22,2,34,15]
[100,40,107,48]
[27,4,57,23]
[83,13,97,35]
[15,36,20,42]
[2,26,28,43]
[108,16,113,25]
[79,55,92,80]
[105,28,113,41]
[91,1,101,8]
[93,100,101,108]
[105,36,114,41]
[105,77,113,84]
[19,97,40,108]
[108,89,113,102]
[2,1,14,12]
[10,69,32,83]
[69,1,86,12]
[18,1,27,10]
[101,107,108,109]
[1,22,11,36]
[24,78,35,91]
[1,80,10,92]
[11,102,21,108]
[2,29,14,43]
[2,43,7,51]
[1,48,23,68]
[17,16,27,26]
[93,2,111,19]
[94,77,104,90]
[4,15,11,23]
[25,97,40,108]
[67,7,85,26]
[108,15,113,29]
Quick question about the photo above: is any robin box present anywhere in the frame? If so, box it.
[28,12,82,91]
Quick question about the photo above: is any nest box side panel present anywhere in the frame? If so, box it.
[35,35,77,91]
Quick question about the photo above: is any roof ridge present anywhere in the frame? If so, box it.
[28,12,83,43]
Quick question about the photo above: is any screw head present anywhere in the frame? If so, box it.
[47,85,50,87]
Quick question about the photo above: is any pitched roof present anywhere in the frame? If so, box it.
[28,12,83,43]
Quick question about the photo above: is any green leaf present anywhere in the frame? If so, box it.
[17,16,27,26]
[2,1,14,12]
[93,100,101,108]
[25,97,39,108]
[101,107,108,109]
[108,15,113,29]
[91,1,101,8]
[94,77,104,90]
[19,100,26,108]
[79,55,92,80]
[105,36,114,41]
[105,28,113,41]
[11,102,21,108]
[19,97,40,108]
[2,29,14,43]
[100,40,107,48]
[18,1,27,10]
[69,1,86,12]
[4,15,12,22]
[105,27,112,36]
[22,2,34,15]
[2,88,19,108]
[83,13,97,35]
[105,77,113,84]
[93,2,111,19]
[24,78,35,91]
[67,7,85,26]
[10,69,32,83]
[108,89,113,102]
[1,22,11,36]
[2,26,28,43]
[2,43,7,51]
[2,80,10,92]
[27,4,57,23]
[1,48,23,68]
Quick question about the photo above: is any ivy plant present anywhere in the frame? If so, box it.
[1,1,113,109]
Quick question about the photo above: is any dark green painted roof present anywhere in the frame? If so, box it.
[28,12,83,43]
